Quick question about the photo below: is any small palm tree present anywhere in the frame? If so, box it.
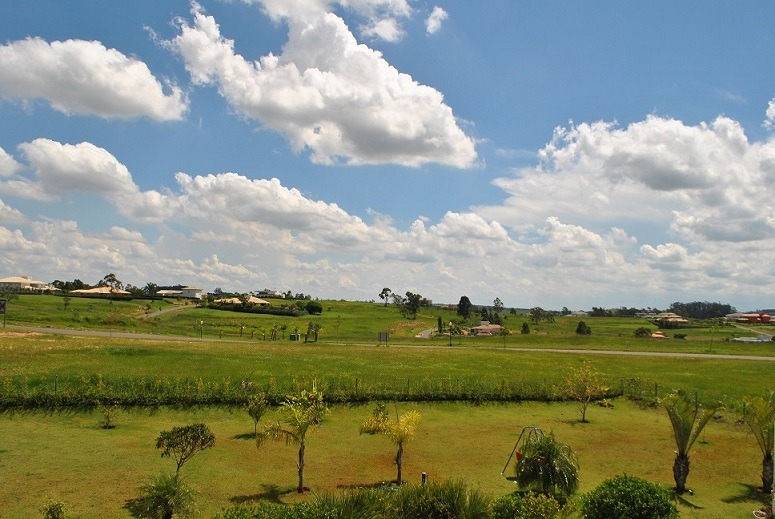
[514,433,579,497]
[257,386,328,493]
[360,403,421,484]
[662,392,723,493]
[744,391,775,493]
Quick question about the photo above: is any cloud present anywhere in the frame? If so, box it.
[0,37,187,121]
[0,198,26,226]
[480,115,775,243]
[0,147,22,178]
[766,96,775,129]
[360,17,404,42]
[425,6,448,35]
[170,3,476,167]
[1,139,169,222]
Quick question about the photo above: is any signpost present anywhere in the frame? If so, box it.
[378,331,389,347]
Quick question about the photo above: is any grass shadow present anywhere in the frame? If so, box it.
[230,484,294,505]
[674,493,703,510]
[232,432,257,440]
[721,482,771,505]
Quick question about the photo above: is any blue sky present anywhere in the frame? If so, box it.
[1,1,775,310]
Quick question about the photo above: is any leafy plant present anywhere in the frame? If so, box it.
[156,423,215,475]
[125,473,196,519]
[245,393,269,436]
[743,391,775,493]
[514,433,579,497]
[41,500,67,519]
[562,361,608,423]
[491,492,562,519]
[662,391,723,493]
[97,403,118,429]
[257,385,329,493]
[360,402,421,484]
[581,474,678,519]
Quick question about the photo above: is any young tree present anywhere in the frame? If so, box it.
[743,391,775,493]
[575,321,592,335]
[514,433,579,497]
[379,288,392,306]
[457,296,473,320]
[521,322,530,334]
[360,403,421,485]
[156,423,216,475]
[257,386,329,493]
[245,393,270,436]
[562,361,608,423]
[662,392,723,493]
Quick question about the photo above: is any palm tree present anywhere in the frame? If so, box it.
[514,433,579,497]
[257,386,328,493]
[744,391,775,493]
[360,403,421,484]
[662,392,723,493]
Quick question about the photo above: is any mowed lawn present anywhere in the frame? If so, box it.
[0,400,768,518]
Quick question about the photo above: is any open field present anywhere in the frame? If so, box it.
[4,294,775,356]
[0,400,769,518]
[1,296,773,517]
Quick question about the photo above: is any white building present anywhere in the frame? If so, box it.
[0,276,54,292]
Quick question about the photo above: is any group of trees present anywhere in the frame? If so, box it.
[667,301,736,320]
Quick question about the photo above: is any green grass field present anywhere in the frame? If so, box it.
[0,401,769,518]
[1,295,774,517]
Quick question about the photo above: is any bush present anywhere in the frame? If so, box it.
[389,480,491,518]
[634,327,652,338]
[491,492,562,519]
[41,501,67,519]
[125,473,196,519]
[581,474,678,519]
[305,301,323,315]
[575,321,592,335]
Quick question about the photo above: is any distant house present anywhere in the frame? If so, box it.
[726,312,772,324]
[70,286,131,297]
[650,312,688,325]
[213,297,242,304]
[156,286,203,299]
[469,321,503,336]
[0,276,55,292]
[247,296,270,307]
[257,289,285,299]
[651,331,669,339]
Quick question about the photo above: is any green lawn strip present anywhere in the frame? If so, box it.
[0,335,772,407]
[0,400,767,518]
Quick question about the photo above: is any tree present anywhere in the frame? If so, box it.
[562,361,608,423]
[662,392,723,493]
[403,292,422,319]
[304,322,322,342]
[521,322,530,334]
[360,403,421,484]
[379,288,392,306]
[743,391,775,493]
[257,386,329,493]
[528,307,554,324]
[62,296,71,311]
[575,321,592,335]
[457,296,474,320]
[100,273,123,290]
[305,301,323,315]
[156,423,215,475]
[514,433,579,497]
[493,297,504,313]
[143,282,158,296]
[245,394,270,436]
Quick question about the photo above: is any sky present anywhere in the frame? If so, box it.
[1,1,775,311]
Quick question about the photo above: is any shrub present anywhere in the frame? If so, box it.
[575,321,592,335]
[41,501,67,519]
[581,474,678,519]
[125,473,196,519]
[514,433,579,497]
[387,480,491,519]
[634,327,652,338]
[305,301,323,315]
[491,492,561,519]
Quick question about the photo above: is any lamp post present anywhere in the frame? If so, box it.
[449,321,453,347]
[200,320,203,338]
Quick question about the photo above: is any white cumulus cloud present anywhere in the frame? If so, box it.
[425,6,448,35]
[0,37,187,121]
[170,3,476,167]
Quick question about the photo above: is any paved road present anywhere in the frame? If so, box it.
[2,324,774,361]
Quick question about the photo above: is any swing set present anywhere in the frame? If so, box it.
[500,426,544,479]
